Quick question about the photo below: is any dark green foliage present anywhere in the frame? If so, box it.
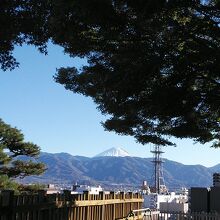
[1,0,220,147]
[17,183,46,193]
[0,175,19,191]
[0,0,49,70]
[53,0,220,147]
[0,119,46,189]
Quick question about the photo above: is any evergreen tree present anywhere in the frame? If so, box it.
[54,0,220,147]
[1,0,220,147]
[0,119,46,189]
[0,0,49,70]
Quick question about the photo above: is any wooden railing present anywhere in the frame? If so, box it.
[118,210,220,220]
[0,190,143,220]
[116,208,159,220]
[162,212,220,220]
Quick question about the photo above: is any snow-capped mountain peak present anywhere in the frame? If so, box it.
[94,147,130,157]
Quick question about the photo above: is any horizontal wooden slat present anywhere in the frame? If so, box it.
[74,198,144,207]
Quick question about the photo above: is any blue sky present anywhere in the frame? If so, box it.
[0,43,219,167]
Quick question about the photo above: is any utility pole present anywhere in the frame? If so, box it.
[151,145,165,194]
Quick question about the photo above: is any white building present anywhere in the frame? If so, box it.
[71,185,104,195]
[143,191,188,213]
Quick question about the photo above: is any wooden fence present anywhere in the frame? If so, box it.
[0,190,143,220]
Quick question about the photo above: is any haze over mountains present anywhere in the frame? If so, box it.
[23,148,219,189]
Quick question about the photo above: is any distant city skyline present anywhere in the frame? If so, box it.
[0,43,219,167]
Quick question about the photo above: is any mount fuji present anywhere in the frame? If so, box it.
[94,147,130,157]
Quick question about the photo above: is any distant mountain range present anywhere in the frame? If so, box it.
[21,148,220,189]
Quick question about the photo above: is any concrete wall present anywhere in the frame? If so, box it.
[160,202,188,213]
[210,187,220,213]
[190,187,209,212]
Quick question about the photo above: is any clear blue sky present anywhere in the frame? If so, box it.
[0,43,219,167]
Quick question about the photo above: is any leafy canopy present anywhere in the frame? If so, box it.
[0,0,49,71]
[0,119,46,188]
[54,0,220,147]
[1,0,220,147]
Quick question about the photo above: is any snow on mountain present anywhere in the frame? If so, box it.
[94,147,130,157]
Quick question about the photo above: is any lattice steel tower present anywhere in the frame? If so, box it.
[151,145,166,194]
